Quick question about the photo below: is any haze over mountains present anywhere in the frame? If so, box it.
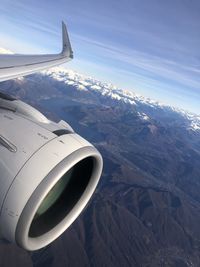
[0,67,200,266]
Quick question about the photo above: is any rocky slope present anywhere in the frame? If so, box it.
[0,68,200,266]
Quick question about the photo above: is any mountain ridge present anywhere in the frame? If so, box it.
[0,66,200,266]
[41,67,200,132]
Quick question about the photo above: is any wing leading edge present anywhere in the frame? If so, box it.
[0,22,73,82]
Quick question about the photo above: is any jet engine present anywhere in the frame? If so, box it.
[0,92,103,251]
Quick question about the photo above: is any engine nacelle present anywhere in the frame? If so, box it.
[0,93,103,251]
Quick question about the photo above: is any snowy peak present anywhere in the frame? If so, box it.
[42,67,200,131]
[181,111,200,131]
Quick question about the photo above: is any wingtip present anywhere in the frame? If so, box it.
[61,21,73,59]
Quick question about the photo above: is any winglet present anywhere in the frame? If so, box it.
[0,21,74,82]
[62,21,73,59]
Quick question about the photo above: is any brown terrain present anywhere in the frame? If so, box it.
[0,72,200,267]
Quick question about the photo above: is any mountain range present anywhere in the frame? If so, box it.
[43,67,200,131]
[0,67,200,267]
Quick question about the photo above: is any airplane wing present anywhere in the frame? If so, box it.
[0,22,73,82]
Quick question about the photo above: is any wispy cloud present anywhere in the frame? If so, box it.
[73,34,200,92]
[0,0,200,113]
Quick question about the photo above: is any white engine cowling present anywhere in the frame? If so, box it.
[0,93,103,251]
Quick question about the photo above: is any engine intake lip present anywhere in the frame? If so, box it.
[15,146,102,251]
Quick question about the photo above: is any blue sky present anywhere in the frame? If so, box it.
[0,0,200,114]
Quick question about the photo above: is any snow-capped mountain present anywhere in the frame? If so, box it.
[42,67,200,131]
[1,63,200,267]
